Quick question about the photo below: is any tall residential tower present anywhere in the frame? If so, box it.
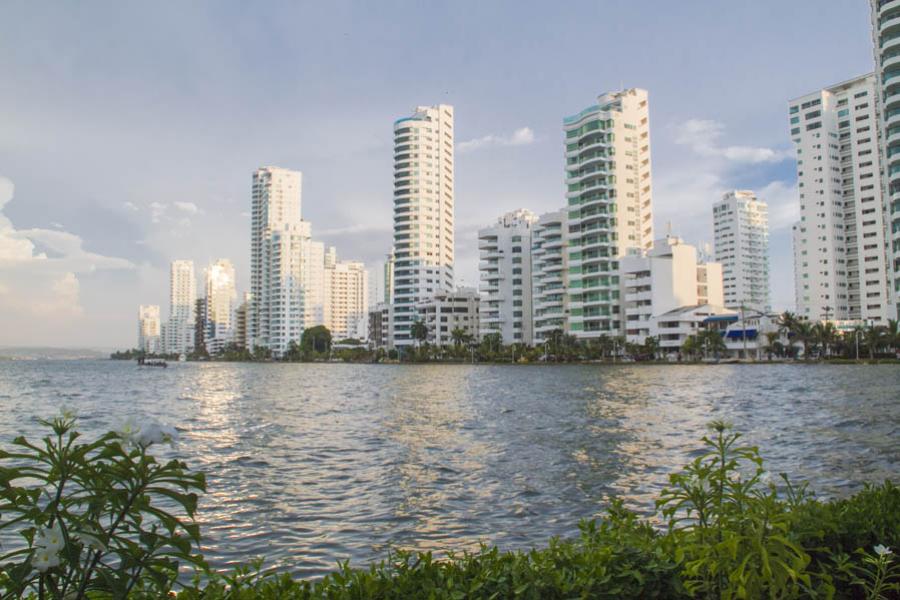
[870,0,900,319]
[165,260,195,355]
[390,104,455,346]
[205,258,237,353]
[564,88,653,338]
[789,76,893,323]
[713,190,770,312]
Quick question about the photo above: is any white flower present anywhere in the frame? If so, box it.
[34,522,64,554]
[874,544,892,557]
[58,404,77,420]
[32,547,60,572]
[135,422,178,447]
[119,417,178,448]
[117,417,142,447]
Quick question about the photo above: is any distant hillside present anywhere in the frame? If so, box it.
[0,347,110,361]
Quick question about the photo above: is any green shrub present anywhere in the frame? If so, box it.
[1,415,897,599]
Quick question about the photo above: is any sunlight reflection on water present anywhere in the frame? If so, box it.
[0,360,897,578]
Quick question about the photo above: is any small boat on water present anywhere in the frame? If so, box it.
[137,357,168,368]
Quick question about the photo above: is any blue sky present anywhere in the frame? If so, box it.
[0,1,877,347]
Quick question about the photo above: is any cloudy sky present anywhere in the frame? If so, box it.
[0,1,876,348]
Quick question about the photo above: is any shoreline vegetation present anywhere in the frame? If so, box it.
[113,312,900,365]
[0,416,897,598]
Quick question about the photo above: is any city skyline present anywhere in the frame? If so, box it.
[0,1,876,347]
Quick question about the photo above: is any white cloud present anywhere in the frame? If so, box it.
[122,201,139,211]
[173,201,200,214]
[458,126,535,153]
[0,175,133,323]
[675,119,792,164]
[149,202,167,223]
[318,222,392,237]
[759,180,800,231]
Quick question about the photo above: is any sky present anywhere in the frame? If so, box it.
[0,1,878,348]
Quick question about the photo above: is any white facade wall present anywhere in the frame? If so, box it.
[532,210,567,342]
[789,75,893,323]
[325,259,369,340]
[166,260,195,355]
[620,236,725,344]
[391,104,455,347]
[416,288,480,348]
[713,190,771,312]
[137,304,161,354]
[478,209,538,344]
[205,258,236,353]
[249,166,330,356]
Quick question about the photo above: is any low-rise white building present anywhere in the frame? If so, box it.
[654,304,736,355]
[416,288,480,348]
[620,235,725,346]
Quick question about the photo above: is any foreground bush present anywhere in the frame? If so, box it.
[1,416,897,599]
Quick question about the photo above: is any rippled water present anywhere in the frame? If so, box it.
[0,360,897,577]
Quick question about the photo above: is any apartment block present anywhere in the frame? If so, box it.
[391,104,455,346]
[564,88,653,338]
[789,75,892,323]
[713,190,771,312]
[478,209,539,344]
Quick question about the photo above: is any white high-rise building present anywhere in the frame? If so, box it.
[137,304,161,354]
[165,260,195,355]
[532,210,567,342]
[713,190,771,312]
[299,233,326,329]
[870,1,900,319]
[478,209,539,344]
[249,166,328,356]
[250,166,302,351]
[789,75,893,323]
[205,259,237,353]
[325,258,369,340]
[390,104,455,347]
[564,88,653,338]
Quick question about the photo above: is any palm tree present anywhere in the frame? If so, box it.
[777,311,800,357]
[643,336,660,361]
[681,335,701,361]
[763,331,780,361]
[813,321,838,358]
[699,329,727,360]
[886,319,900,355]
[411,319,428,348]
[864,325,886,359]
[793,321,815,360]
